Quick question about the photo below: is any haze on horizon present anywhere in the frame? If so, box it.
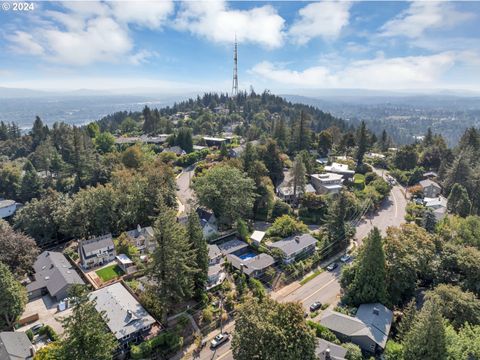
[0,0,480,95]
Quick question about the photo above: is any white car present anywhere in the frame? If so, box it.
[210,333,230,349]
[340,254,352,263]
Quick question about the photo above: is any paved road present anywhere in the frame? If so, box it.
[176,166,196,214]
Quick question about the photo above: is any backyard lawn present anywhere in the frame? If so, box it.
[95,264,124,282]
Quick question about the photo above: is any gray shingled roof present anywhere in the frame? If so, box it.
[26,251,84,298]
[217,238,249,255]
[80,234,114,254]
[315,339,347,360]
[419,179,441,189]
[89,283,156,340]
[269,233,317,257]
[208,244,222,260]
[0,331,33,360]
[0,200,16,209]
[226,253,275,276]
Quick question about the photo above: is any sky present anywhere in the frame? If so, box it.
[0,0,480,94]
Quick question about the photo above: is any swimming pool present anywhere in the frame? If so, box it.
[238,252,256,260]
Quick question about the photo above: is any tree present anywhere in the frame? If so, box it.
[114,233,139,259]
[192,165,256,225]
[355,121,368,165]
[379,129,390,152]
[422,208,437,233]
[326,191,350,252]
[396,299,417,341]
[186,210,208,299]
[403,299,447,360]
[0,164,21,200]
[31,116,48,148]
[121,144,144,169]
[232,297,316,360]
[384,340,404,360]
[266,214,308,238]
[394,145,418,171]
[426,284,480,329]
[289,154,306,199]
[57,285,117,360]
[317,130,333,157]
[175,127,193,153]
[291,110,311,152]
[341,228,388,306]
[259,140,284,186]
[0,221,39,275]
[0,262,27,330]
[150,202,197,322]
[448,183,471,217]
[344,343,363,360]
[445,323,480,360]
[94,132,115,153]
[20,160,43,202]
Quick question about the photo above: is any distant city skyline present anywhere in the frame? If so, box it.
[1,1,480,93]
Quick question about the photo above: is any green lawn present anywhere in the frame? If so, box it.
[354,173,365,184]
[95,264,124,282]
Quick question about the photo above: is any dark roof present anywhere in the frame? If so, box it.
[217,238,249,255]
[196,208,214,222]
[208,244,222,260]
[419,179,441,189]
[80,234,114,254]
[26,251,84,298]
[163,146,184,155]
[0,331,33,360]
[315,339,347,360]
[269,233,317,257]
[226,253,275,276]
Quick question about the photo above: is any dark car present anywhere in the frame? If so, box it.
[326,262,338,271]
[210,332,230,349]
[309,301,322,312]
[30,323,44,334]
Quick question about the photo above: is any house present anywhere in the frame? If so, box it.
[423,171,438,179]
[203,136,229,147]
[0,332,35,360]
[250,231,265,246]
[228,140,259,158]
[116,254,136,274]
[320,303,393,353]
[196,208,218,239]
[207,244,225,289]
[26,251,84,301]
[89,283,157,351]
[193,145,208,151]
[311,173,344,195]
[213,106,230,116]
[114,135,169,145]
[218,238,275,278]
[277,182,316,204]
[315,339,347,360]
[125,225,155,254]
[419,179,442,198]
[424,196,448,220]
[162,146,186,156]
[324,163,355,180]
[79,234,116,270]
[268,233,317,264]
[316,157,329,165]
[0,199,17,219]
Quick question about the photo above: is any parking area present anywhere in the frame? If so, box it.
[17,295,72,336]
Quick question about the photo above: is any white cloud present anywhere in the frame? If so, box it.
[289,1,351,45]
[174,1,285,48]
[379,1,474,39]
[9,31,45,55]
[251,53,457,89]
[110,1,174,29]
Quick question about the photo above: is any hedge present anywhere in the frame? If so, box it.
[130,330,183,359]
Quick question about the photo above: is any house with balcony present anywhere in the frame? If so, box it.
[268,233,317,264]
[324,162,355,180]
[79,234,116,270]
[311,173,344,195]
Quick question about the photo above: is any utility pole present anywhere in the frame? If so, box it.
[232,35,238,97]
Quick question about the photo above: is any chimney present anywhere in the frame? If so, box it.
[137,224,141,232]
[373,307,379,316]
[325,348,331,360]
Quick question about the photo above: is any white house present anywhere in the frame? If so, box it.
[310,173,344,195]
[0,200,17,219]
[424,196,448,220]
[250,231,265,246]
[324,162,355,179]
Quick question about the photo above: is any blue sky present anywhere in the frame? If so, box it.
[1,1,480,93]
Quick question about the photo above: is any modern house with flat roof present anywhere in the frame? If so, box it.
[0,199,17,219]
[218,238,275,278]
[320,303,393,353]
[268,233,317,264]
[324,163,355,179]
[0,332,35,360]
[79,234,116,270]
[89,282,157,351]
[311,173,344,195]
[26,251,84,301]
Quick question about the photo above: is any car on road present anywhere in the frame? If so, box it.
[326,262,338,271]
[210,332,230,349]
[340,254,351,263]
[309,301,322,312]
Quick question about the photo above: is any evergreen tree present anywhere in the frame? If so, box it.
[261,140,284,186]
[448,183,471,217]
[326,191,349,252]
[380,129,389,152]
[242,142,257,173]
[341,227,388,306]
[273,117,287,149]
[442,151,472,195]
[422,208,437,233]
[317,130,333,157]
[58,285,117,360]
[0,262,27,329]
[355,121,368,165]
[142,106,155,134]
[397,299,417,341]
[291,111,310,152]
[175,127,193,153]
[20,160,43,202]
[403,299,447,360]
[186,210,208,299]
[150,202,197,322]
[31,116,48,148]
[289,154,306,199]
[423,127,434,147]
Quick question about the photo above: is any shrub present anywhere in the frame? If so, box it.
[266,215,308,238]
[307,321,340,344]
[38,325,59,341]
[26,329,33,341]
[271,200,292,219]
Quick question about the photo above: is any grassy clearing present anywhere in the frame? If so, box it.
[96,264,124,282]
[300,269,323,285]
[354,173,365,184]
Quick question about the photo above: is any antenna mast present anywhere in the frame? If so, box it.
[232,35,238,97]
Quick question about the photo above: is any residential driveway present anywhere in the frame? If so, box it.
[176,166,196,214]
[17,295,72,336]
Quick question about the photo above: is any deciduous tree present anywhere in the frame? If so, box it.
[0,221,39,275]
[0,262,27,330]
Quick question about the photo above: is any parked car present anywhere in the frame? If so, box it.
[310,301,322,312]
[340,254,351,263]
[326,262,338,271]
[211,332,230,349]
[30,323,44,334]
